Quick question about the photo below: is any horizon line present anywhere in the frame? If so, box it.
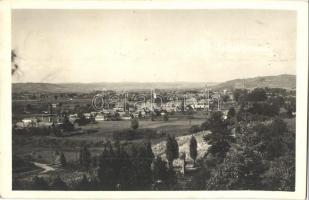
[12,73,295,84]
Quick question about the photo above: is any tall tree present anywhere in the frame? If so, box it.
[144,140,155,162]
[165,134,179,169]
[152,156,169,182]
[11,49,19,75]
[227,107,236,119]
[203,111,234,162]
[98,143,117,189]
[190,136,198,167]
[79,145,91,170]
[129,143,154,189]
[60,152,67,167]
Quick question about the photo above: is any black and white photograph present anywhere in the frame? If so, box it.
[0,1,308,199]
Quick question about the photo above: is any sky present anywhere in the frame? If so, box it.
[12,9,296,83]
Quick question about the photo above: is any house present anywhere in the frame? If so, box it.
[120,115,131,120]
[69,114,78,123]
[20,118,37,127]
[211,93,221,100]
[185,97,198,107]
[37,121,53,128]
[113,106,124,112]
[95,114,105,121]
[102,109,112,114]
[222,110,229,119]
[132,113,140,118]
[16,117,52,128]
[83,113,92,119]
[193,99,209,110]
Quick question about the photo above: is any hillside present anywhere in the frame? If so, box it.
[12,83,69,93]
[213,74,296,90]
[12,74,296,93]
[12,82,217,93]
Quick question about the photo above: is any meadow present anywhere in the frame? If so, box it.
[12,113,207,167]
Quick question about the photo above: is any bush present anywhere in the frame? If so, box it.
[49,175,68,190]
[247,102,280,117]
[262,155,295,191]
[205,148,267,190]
[189,125,201,134]
[30,176,49,190]
[131,118,139,130]
[163,114,169,121]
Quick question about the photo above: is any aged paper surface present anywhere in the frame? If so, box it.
[0,0,308,199]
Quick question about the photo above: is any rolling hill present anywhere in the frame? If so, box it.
[12,74,296,93]
[12,82,217,93]
[213,74,296,90]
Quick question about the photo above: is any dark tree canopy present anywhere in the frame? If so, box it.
[247,88,267,102]
[189,136,198,166]
[205,148,267,190]
[31,176,49,190]
[227,107,236,119]
[152,156,169,182]
[131,118,139,130]
[49,175,68,190]
[60,152,67,167]
[165,134,179,169]
[79,145,91,170]
[203,111,234,161]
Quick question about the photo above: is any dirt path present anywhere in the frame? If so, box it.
[33,162,56,174]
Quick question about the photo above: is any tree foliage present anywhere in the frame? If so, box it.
[227,107,236,119]
[189,136,198,166]
[30,176,49,190]
[131,118,139,130]
[49,175,68,190]
[97,141,155,190]
[152,156,169,181]
[205,148,267,190]
[247,88,267,102]
[203,111,234,161]
[79,145,91,170]
[165,134,179,169]
[60,152,67,167]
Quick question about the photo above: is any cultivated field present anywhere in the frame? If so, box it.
[13,114,207,167]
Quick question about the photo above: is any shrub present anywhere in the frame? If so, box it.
[131,118,139,130]
[189,125,201,134]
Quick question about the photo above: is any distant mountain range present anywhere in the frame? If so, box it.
[12,82,217,93]
[12,74,295,93]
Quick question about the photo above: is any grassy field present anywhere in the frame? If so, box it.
[13,113,207,167]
